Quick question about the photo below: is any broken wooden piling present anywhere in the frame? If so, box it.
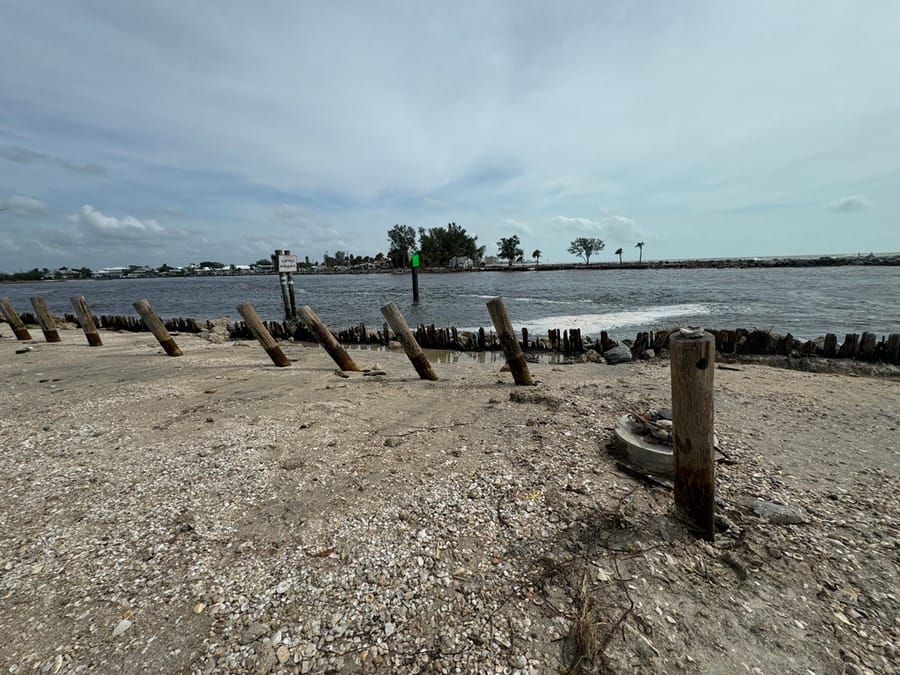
[486,296,533,386]
[29,296,61,343]
[380,303,438,380]
[670,330,716,541]
[133,300,182,356]
[298,305,360,372]
[236,302,291,367]
[69,296,102,346]
[0,297,33,341]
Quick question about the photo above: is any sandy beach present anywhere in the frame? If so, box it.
[1,327,897,674]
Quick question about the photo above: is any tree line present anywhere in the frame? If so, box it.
[388,223,646,268]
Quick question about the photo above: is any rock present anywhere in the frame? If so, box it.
[276,645,290,664]
[112,619,132,638]
[576,349,604,364]
[15,346,34,354]
[743,498,808,525]
[603,345,633,364]
[384,622,396,637]
[387,340,402,350]
[274,579,291,594]
[240,622,269,645]
[640,349,656,359]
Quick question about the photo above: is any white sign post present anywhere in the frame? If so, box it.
[277,254,298,273]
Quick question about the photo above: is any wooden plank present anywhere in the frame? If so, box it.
[69,295,102,346]
[380,303,438,380]
[133,300,182,356]
[236,302,290,367]
[486,296,533,386]
[670,330,716,541]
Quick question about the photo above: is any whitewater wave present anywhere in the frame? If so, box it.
[459,294,592,305]
[458,303,712,335]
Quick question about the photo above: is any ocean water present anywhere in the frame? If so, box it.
[2,266,898,341]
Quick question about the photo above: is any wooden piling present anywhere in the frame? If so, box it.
[486,297,534,386]
[133,300,182,356]
[297,305,360,371]
[670,330,716,541]
[236,302,290,367]
[0,297,34,341]
[28,296,61,343]
[69,296,103,346]
[380,302,438,380]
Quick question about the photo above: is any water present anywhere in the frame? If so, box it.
[2,267,898,340]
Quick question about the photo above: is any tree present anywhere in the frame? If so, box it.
[387,224,417,268]
[636,241,645,262]
[497,235,523,266]
[567,237,605,264]
[254,258,272,267]
[614,248,623,264]
[532,249,542,265]
[418,222,484,267]
[199,260,225,269]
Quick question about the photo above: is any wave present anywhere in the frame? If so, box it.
[459,303,712,335]
[459,294,593,305]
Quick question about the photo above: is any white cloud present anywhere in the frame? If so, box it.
[68,205,164,240]
[551,212,641,243]
[1,194,49,216]
[828,195,871,212]
[502,218,532,235]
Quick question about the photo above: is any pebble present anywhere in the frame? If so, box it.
[112,619,132,638]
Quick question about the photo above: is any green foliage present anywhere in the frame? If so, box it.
[497,235,523,265]
[418,222,484,267]
[253,258,273,267]
[532,249,541,264]
[614,247,623,263]
[567,237,605,264]
[387,224,417,268]
[198,260,225,269]
[635,241,645,262]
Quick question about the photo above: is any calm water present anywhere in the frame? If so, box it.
[2,267,898,340]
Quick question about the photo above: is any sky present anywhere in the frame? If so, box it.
[1,0,898,271]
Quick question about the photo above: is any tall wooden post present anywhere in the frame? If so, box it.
[236,302,290,367]
[133,300,182,356]
[29,296,61,342]
[486,297,533,386]
[297,305,360,371]
[380,303,438,380]
[70,295,103,346]
[670,330,716,541]
[0,297,33,341]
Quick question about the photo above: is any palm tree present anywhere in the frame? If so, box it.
[614,247,623,264]
[532,249,542,265]
[635,241,645,262]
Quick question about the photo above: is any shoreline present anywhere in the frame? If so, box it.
[1,330,897,672]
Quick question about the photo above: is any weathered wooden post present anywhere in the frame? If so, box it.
[236,302,291,367]
[0,297,34,341]
[670,329,716,541]
[380,302,438,380]
[133,300,182,356]
[486,296,534,386]
[297,305,360,371]
[29,296,61,342]
[70,295,103,346]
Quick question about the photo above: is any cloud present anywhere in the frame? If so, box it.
[551,212,641,242]
[275,204,343,245]
[1,194,50,216]
[0,145,107,176]
[828,195,871,212]
[68,205,164,240]
[502,218,532,236]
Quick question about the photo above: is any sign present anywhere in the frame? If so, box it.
[277,254,298,273]
[411,253,420,268]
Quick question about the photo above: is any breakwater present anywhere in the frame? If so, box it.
[14,312,898,365]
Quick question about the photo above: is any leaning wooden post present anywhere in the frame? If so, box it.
[670,329,716,541]
[69,296,103,346]
[236,302,290,367]
[486,296,533,385]
[0,297,33,341]
[297,305,360,371]
[380,302,438,380]
[133,299,182,356]
[29,296,61,342]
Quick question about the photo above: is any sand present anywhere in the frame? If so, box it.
[0,328,897,673]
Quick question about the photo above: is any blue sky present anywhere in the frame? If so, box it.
[1,0,898,271]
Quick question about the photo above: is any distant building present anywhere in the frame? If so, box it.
[483,256,499,265]
[449,256,474,269]
[93,267,128,279]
